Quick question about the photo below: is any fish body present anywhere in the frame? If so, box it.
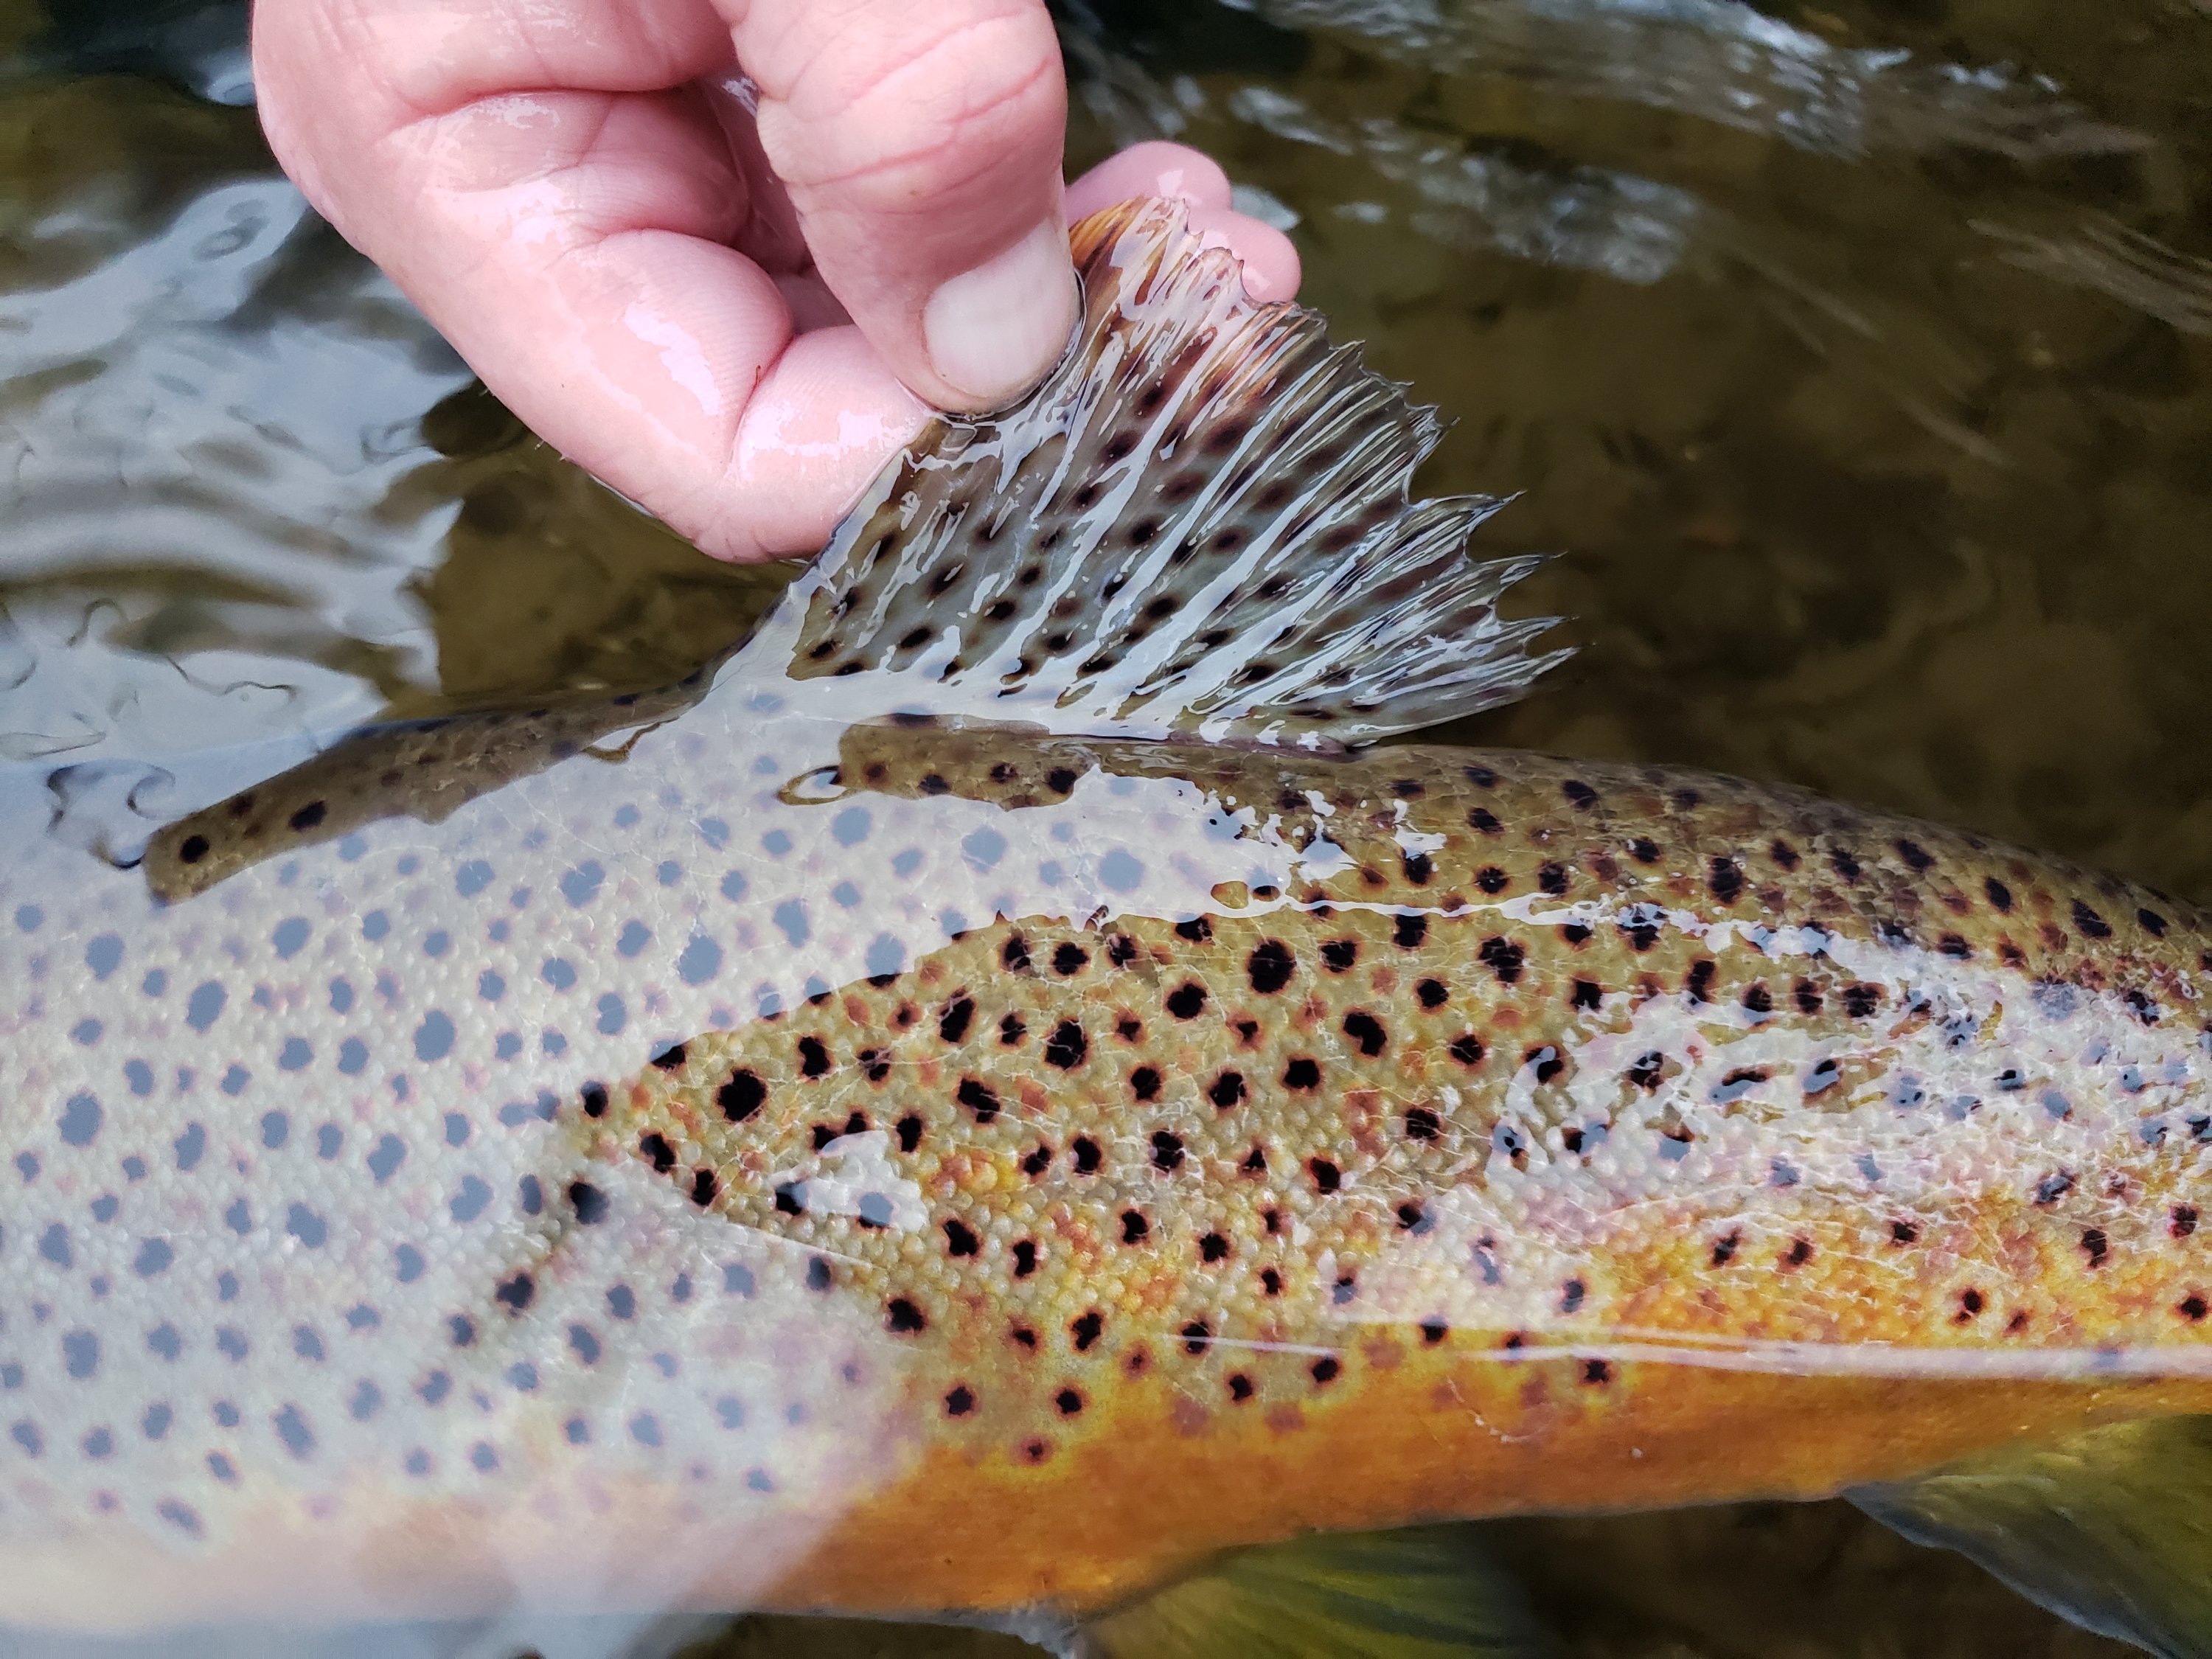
[1,199,2208,1644]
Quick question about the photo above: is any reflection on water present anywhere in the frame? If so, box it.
[2,0,2210,1652]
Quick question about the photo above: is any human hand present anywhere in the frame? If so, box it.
[253,1,1301,561]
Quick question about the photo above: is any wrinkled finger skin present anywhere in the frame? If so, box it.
[252,0,1301,560]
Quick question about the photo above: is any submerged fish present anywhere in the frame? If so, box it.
[3,199,2210,1657]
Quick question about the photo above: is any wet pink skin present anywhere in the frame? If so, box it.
[252,1,1301,561]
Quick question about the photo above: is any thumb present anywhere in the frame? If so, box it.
[725,0,1077,412]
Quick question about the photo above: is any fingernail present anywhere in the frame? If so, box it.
[922,218,1078,407]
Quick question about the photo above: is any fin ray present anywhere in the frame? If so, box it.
[1076,1525,1551,1659]
[742,198,1565,747]
[1853,1415,2212,1658]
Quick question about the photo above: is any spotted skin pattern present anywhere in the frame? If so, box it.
[9,668,2206,1633]
[4,195,2211,1638]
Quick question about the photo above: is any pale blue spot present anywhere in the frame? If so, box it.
[58,1093,100,1147]
[962,827,1006,870]
[560,862,605,907]
[133,1239,173,1277]
[832,807,872,846]
[762,830,793,856]
[85,936,122,980]
[1100,849,1144,891]
[617,921,650,958]
[720,869,748,901]
[272,918,310,959]
[337,1037,368,1076]
[414,1011,456,1062]
[892,849,922,877]
[597,995,625,1034]
[279,1039,312,1072]
[185,981,226,1032]
[450,1177,492,1222]
[260,1112,289,1150]
[678,934,722,986]
[772,901,809,947]
[542,958,576,991]
[456,860,493,897]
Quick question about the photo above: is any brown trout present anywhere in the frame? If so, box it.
[3,199,2210,1656]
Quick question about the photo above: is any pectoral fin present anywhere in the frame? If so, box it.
[1075,1525,1552,1659]
[1851,1414,2212,1659]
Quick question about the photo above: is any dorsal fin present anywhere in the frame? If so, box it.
[740,197,1565,747]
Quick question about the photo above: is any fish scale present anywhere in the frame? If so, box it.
[2,198,2210,1647]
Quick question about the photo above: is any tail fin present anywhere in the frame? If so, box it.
[737,198,1565,748]
[1853,1415,2212,1658]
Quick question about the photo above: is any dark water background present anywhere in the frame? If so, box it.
[3,0,2208,1652]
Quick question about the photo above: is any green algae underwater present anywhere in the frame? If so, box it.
[5,1,2212,1657]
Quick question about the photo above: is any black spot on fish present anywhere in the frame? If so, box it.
[1071,1312,1103,1352]
[1708,857,1743,903]
[1048,1022,1093,1071]
[1310,1158,1341,1194]
[897,1116,923,1154]
[1475,866,1509,895]
[290,801,327,832]
[1208,1072,1246,1110]
[1342,1012,1386,1057]
[1984,877,2013,911]
[1710,1232,1739,1267]
[1248,940,1295,993]
[939,997,975,1043]
[2081,1228,2110,1267]
[1130,1066,1162,1102]
[1320,939,1358,973]
[1478,937,1525,984]
[886,1299,926,1335]
[1166,983,1208,1019]
[1450,1034,1485,1066]
[1419,978,1450,1009]
[1283,1057,1321,1090]
[639,1133,675,1174]
[1074,1138,1102,1175]
[718,1069,765,1122]
[1002,935,1032,973]
[1403,852,1434,886]
[1394,913,1428,948]
[956,1078,1000,1124]
[1012,1240,1037,1277]
[2073,900,2112,939]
